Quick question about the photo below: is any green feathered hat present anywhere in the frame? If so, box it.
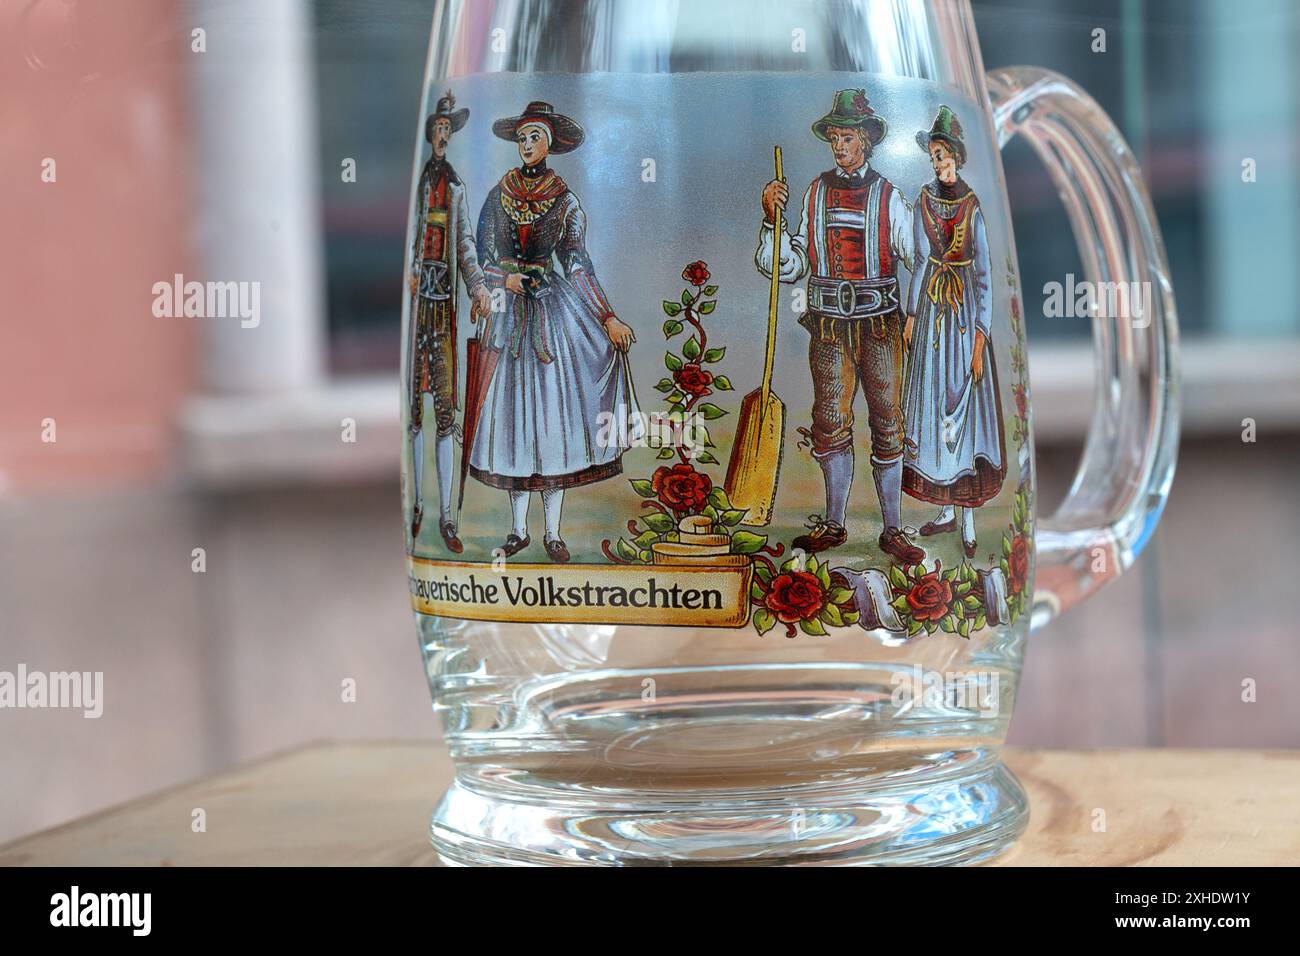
[811,89,887,146]
[916,105,967,166]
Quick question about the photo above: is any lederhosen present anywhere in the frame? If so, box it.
[800,168,905,462]
[410,160,458,436]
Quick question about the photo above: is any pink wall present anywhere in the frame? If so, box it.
[0,0,196,492]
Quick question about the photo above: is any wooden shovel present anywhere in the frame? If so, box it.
[725,146,787,526]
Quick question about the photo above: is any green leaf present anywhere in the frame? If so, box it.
[681,289,692,307]
[719,509,746,527]
[924,620,938,635]
[662,319,684,338]
[889,565,910,591]
[815,561,832,591]
[800,616,827,637]
[669,402,686,414]
[907,620,924,637]
[642,512,674,534]
[954,581,971,597]
[750,581,767,601]
[702,347,726,363]
[662,300,682,317]
[615,538,638,561]
[958,618,971,638]
[633,530,659,548]
[703,285,718,296]
[730,530,767,555]
[821,603,844,628]
[665,352,683,372]
[713,375,734,391]
[682,336,701,361]
[702,504,719,522]
[940,614,958,633]
[891,594,911,614]
[629,478,655,498]
[943,566,958,582]
[699,300,717,314]
[829,587,854,605]
[698,403,727,420]
[707,487,732,510]
[963,595,982,610]
[842,610,860,625]
[754,562,773,584]
[753,608,776,636]
[657,447,676,460]
[695,450,719,465]
[974,613,987,631]
[653,377,674,393]
[1002,532,1012,556]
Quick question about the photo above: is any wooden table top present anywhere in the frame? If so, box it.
[3,743,1296,866]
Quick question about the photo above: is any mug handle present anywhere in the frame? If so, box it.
[985,67,1180,630]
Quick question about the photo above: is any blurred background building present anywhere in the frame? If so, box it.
[1,0,1297,843]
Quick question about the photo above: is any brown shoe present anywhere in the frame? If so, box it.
[792,520,847,555]
[879,526,924,566]
[411,504,423,540]
[440,519,464,554]
[919,516,956,537]
[545,538,570,564]
[501,533,530,556]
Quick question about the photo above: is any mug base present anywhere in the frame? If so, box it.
[430,759,1028,866]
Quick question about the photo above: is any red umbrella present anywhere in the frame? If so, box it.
[459,318,499,511]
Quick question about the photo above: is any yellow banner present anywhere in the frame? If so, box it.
[407,558,753,628]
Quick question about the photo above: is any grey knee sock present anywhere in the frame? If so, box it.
[816,448,854,528]
[873,455,902,531]
[435,432,454,523]
[410,428,425,513]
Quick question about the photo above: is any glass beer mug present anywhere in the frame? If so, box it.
[402,0,1178,865]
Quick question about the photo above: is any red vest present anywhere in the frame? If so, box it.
[421,168,451,263]
[807,171,896,281]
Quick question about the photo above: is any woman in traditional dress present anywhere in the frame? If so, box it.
[470,101,638,564]
[902,106,1005,558]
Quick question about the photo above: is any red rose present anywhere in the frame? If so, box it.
[905,569,953,623]
[651,462,712,513]
[674,363,713,398]
[1013,383,1028,420]
[681,261,710,287]
[1008,534,1030,595]
[764,570,827,624]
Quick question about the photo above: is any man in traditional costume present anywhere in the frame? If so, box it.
[757,89,924,565]
[407,90,491,552]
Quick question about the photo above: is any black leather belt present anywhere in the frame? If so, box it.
[807,276,899,319]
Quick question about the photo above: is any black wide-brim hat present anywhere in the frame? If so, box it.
[492,101,585,154]
[426,90,469,142]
